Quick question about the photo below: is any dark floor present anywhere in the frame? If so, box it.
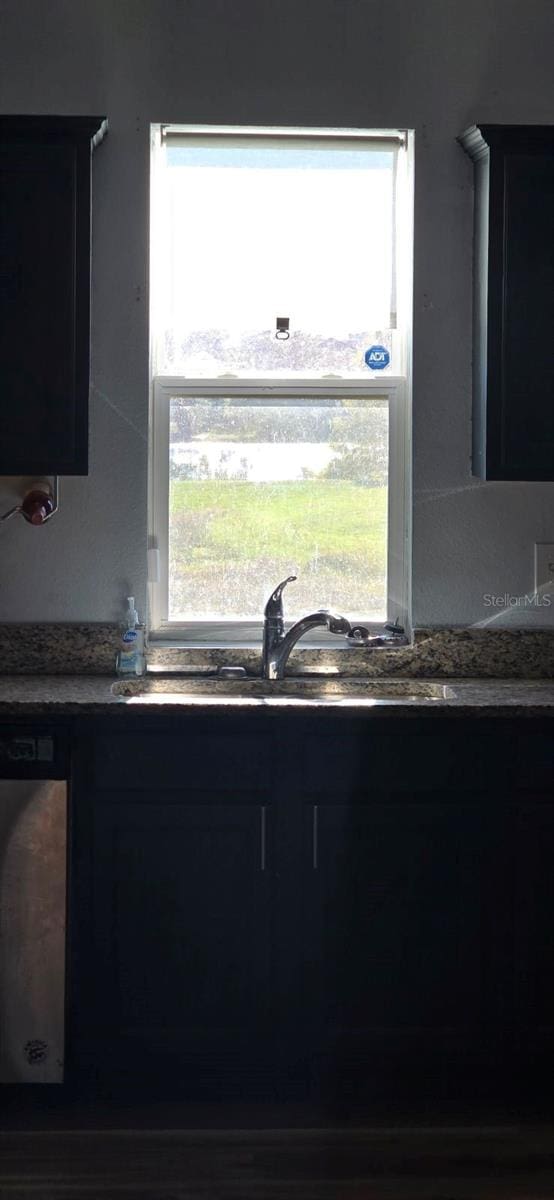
[0,1107,553,1199]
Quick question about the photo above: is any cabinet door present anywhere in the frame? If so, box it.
[508,798,554,1091]
[491,147,554,479]
[300,798,504,1100]
[86,794,273,1095]
[0,116,106,475]
[459,124,554,480]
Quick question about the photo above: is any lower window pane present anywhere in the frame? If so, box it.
[168,397,388,622]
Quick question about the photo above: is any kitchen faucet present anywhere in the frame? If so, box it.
[261,575,410,679]
[262,576,352,679]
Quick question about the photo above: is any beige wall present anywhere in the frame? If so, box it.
[0,0,553,626]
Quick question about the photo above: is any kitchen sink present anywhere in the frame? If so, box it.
[111,676,454,704]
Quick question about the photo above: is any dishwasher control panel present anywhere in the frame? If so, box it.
[0,735,54,762]
[0,728,66,777]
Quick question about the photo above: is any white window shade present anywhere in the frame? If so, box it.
[153,129,405,379]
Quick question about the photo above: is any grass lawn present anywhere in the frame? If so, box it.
[169,480,387,618]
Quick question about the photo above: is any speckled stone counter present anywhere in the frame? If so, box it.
[0,624,119,675]
[0,674,553,717]
[0,624,553,678]
[149,628,554,680]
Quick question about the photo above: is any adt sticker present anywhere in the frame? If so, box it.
[364,344,390,370]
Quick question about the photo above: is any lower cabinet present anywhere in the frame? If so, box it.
[305,799,488,1027]
[84,795,274,1094]
[510,798,554,1074]
[70,717,554,1108]
[300,799,500,1098]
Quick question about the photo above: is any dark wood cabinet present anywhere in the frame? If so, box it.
[299,798,504,1101]
[459,125,554,480]
[85,794,274,1094]
[0,115,107,476]
[70,720,280,1096]
[69,715,554,1108]
[510,797,554,1072]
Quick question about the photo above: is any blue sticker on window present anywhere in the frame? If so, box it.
[364,345,390,370]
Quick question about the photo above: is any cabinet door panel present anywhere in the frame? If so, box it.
[302,800,496,1037]
[92,731,270,791]
[89,796,273,1085]
[459,124,554,480]
[513,733,554,791]
[0,117,105,475]
[501,154,554,475]
[0,146,78,471]
[303,729,513,795]
[512,800,554,1032]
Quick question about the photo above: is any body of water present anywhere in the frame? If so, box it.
[171,441,337,482]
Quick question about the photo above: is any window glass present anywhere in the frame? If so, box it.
[168,395,388,621]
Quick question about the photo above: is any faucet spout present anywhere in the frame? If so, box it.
[276,610,353,675]
[263,594,352,680]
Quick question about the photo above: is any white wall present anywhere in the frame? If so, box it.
[0,0,552,627]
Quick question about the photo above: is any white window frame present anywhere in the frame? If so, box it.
[149,377,410,643]
[148,126,413,646]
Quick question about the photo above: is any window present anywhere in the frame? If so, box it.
[149,126,413,642]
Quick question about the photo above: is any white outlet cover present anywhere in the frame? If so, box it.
[534,543,554,594]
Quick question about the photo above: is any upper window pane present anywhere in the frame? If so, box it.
[153,131,403,378]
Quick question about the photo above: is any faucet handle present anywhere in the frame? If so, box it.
[264,575,297,619]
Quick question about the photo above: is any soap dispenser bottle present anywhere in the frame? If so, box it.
[116,596,146,676]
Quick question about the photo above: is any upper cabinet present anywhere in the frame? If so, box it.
[459,125,554,481]
[0,115,107,476]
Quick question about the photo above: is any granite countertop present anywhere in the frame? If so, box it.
[1,625,554,681]
[0,674,553,717]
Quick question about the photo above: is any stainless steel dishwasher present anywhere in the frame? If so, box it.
[0,726,68,1084]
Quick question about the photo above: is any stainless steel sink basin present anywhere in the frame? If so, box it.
[111,676,454,704]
